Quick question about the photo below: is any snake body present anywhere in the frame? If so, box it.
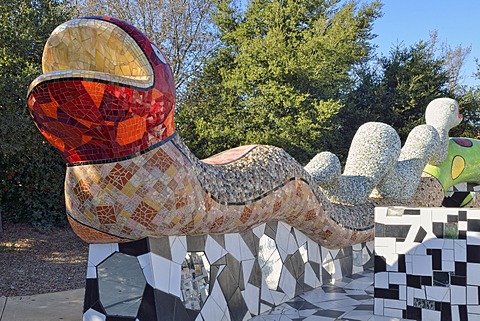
[26,17,478,249]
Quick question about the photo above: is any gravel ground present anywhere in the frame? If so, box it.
[0,221,88,297]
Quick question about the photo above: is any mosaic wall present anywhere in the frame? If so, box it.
[83,221,374,321]
[374,207,480,320]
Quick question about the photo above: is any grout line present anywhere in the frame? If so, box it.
[0,297,7,321]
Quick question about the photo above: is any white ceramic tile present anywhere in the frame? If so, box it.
[225,234,243,262]
[467,304,480,314]
[293,228,308,249]
[83,308,106,321]
[239,235,255,261]
[425,286,450,302]
[243,284,260,315]
[88,243,118,267]
[389,272,406,285]
[210,281,229,314]
[200,296,225,321]
[259,303,272,314]
[332,258,343,280]
[307,239,321,263]
[279,268,296,299]
[432,210,448,222]
[399,285,406,301]
[467,263,480,285]
[412,255,432,276]
[374,272,389,289]
[422,309,441,321]
[352,243,362,251]
[425,238,444,249]
[443,249,454,261]
[352,264,364,275]
[286,232,299,255]
[467,231,480,245]
[413,288,426,299]
[458,221,467,230]
[169,236,187,264]
[168,262,182,298]
[242,258,255,288]
[150,253,171,292]
[275,222,291,254]
[260,278,275,304]
[467,285,479,304]
[137,253,154,287]
[442,260,455,272]
[383,307,403,318]
[411,243,427,255]
[419,208,433,228]
[444,239,454,249]
[407,287,414,306]
[383,298,406,309]
[270,290,288,306]
[395,236,420,255]
[374,207,388,223]
[205,235,227,264]
[455,240,467,262]
[304,262,319,288]
[452,305,460,321]
[374,298,384,315]
[374,237,397,249]
[451,285,466,305]
[252,223,266,238]
[86,266,97,279]
[467,210,480,219]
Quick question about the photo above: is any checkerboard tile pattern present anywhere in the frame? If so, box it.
[374,207,480,320]
[83,221,374,320]
[251,268,414,321]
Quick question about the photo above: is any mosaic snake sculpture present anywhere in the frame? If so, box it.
[27,17,479,249]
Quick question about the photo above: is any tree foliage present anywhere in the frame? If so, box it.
[178,0,381,164]
[336,38,480,160]
[0,0,72,228]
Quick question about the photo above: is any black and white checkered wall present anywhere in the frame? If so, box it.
[374,207,480,320]
[83,221,374,321]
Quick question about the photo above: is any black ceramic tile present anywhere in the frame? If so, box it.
[227,288,249,321]
[217,266,239,302]
[467,245,480,263]
[248,260,263,288]
[186,235,206,252]
[148,237,172,260]
[414,226,427,243]
[118,238,149,256]
[384,225,411,240]
[136,285,158,321]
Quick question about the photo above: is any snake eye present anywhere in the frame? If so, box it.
[450,104,456,112]
[151,43,167,64]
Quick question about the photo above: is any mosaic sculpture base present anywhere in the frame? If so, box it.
[83,221,373,321]
[374,207,480,320]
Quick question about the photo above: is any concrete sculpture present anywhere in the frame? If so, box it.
[27,17,478,249]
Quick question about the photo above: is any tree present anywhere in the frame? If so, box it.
[74,0,220,98]
[339,36,480,161]
[177,0,381,164]
[0,0,73,228]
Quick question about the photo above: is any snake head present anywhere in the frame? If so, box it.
[425,98,462,132]
[27,17,176,163]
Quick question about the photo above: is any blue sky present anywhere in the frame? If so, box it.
[369,0,479,87]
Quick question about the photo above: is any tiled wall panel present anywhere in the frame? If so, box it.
[374,207,480,320]
[83,221,374,321]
